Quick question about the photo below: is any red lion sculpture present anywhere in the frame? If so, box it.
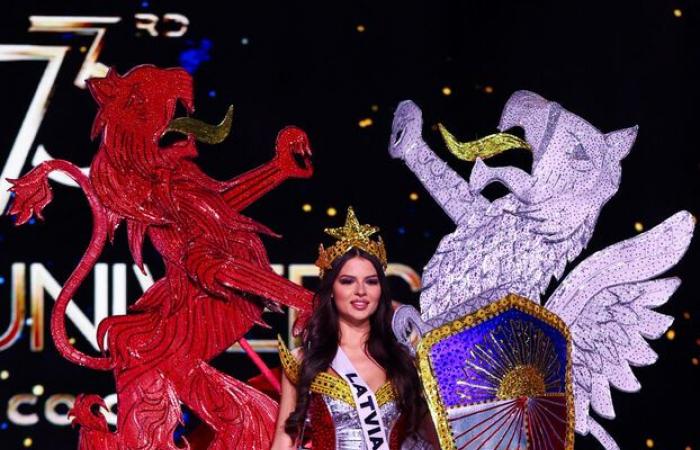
[7,65,314,449]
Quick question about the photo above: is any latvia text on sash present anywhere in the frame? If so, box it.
[331,347,390,450]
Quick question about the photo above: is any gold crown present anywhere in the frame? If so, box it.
[315,207,387,277]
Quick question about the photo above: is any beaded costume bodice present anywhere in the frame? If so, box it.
[279,340,413,450]
[321,393,400,450]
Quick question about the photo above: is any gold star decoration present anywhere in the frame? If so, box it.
[315,206,387,277]
[324,206,378,243]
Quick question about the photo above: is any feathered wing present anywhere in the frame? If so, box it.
[544,211,694,450]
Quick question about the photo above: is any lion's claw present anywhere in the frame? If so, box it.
[275,126,313,178]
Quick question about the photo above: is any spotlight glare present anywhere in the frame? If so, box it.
[23,437,33,447]
[0,370,9,380]
[409,192,419,201]
[442,86,452,96]
[359,118,373,128]
[634,222,644,232]
[302,203,312,213]
[646,438,654,448]
[327,207,337,217]
[674,8,682,17]
[666,329,676,340]
[32,385,44,396]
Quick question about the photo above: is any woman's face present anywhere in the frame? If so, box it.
[332,256,381,326]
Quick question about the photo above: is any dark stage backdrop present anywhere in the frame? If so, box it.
[0,1,698,449]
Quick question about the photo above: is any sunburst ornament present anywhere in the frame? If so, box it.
[315,206,387,277]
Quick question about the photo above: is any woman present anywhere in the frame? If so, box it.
[271,207,435,450]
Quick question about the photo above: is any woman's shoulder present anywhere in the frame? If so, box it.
[290,346,304,361]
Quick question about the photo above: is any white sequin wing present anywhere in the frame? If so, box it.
[544,211,694,449]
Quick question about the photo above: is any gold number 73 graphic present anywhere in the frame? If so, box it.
[0,16,121,212]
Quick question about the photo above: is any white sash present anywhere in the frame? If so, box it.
[331,347,390,450]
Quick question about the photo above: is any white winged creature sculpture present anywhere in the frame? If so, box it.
[389,91,694,450]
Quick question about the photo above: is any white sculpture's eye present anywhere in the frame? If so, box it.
[567,133,593,172]
[394,126,404,146]
[572,143,590,161]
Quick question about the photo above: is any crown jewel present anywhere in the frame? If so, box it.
[315,207,387,277]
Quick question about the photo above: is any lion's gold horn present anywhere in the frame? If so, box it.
[165,105,234,145]
[438,123,531,161]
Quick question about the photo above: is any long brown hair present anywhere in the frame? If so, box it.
[284,248,424,439]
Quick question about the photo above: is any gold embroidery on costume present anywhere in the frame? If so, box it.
[278,335,302,385]
[375,382,396,406]
[278,336,396,406]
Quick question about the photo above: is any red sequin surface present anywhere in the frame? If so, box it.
[308,393,336,450]
[305,392,409,450]
[8,65,314,449]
